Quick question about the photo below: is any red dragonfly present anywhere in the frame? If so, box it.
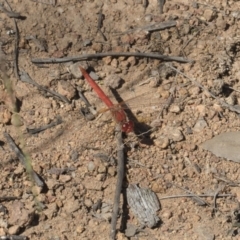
[79,66,134,133]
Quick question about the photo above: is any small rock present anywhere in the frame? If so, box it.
[76,224,85,233]
[8,225,20,235]
[43,203,58,219]
[151,181,165,193]
[8,201,34,227]
[154,136,169,149]
[145,14,152,22]
[203,9,216,21]
[84,198,93,208]
[164,173,174,182]
[70,150,79,161]
[57,80,76,100]
[97,164,106,173]
[101,212,112,221]
[111,58,118,68]
[0,227,6,235]
[169,128,184,142]
[169,105,181,113]
[232,11,240,19]
[102,56,112,65]
[91,42,102,52]
[162,210,173,219]
[87,161,95,172]
[193,118,208,132]
[46,179,58,190]
[31,185,42,195]
[127,56,136,66]
[63,198,80,214]
[0,106,11,124]
[0,218,7,228]
[59,174,72,183]
[189,86,200,96]
[107,166,116,177]
[14,165,24,175]
[69,62,88,78]
[83,39,91,47]
[196,105,206,116]
[104,74,122,89]
[89,71,99,81]
[216,17,227,30]
[96,173,105,181]
[125,223,137,237]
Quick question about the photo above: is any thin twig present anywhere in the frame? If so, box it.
[171,182,208,206]
[4,0,20,80]
[19,69,70,103]
[97,9,107,41]
[31,52,193,64]
[159,194,232,200]
[3,132,44,187]
[166,64,240,114]
[213,186,223,211]
[0,196,20,201]
[110,124,125,240]
[158,0,165,14]
[114,20,176,35]
[26,116,63,134]
[0,2,21,18]
[0,236,27,240]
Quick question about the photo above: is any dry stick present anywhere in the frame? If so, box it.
[159,194,232,200]
[31,52,193,64]
[26,115,63,134]
[158,0,165,14]
[213,187,223,211]
[166,64,240,114]
[19,69,70,103]
[97,9,107,41]
[3,132,44,187]
[0,236,27,240]
[171,182,208,206]
[0,196,19,201]
[110,124,125,240]
[4,0,20,80]
[114,20,176,35]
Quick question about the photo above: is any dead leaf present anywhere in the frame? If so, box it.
[200,132,240,163]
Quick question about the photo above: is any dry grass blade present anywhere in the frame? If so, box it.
[110,124,125,240]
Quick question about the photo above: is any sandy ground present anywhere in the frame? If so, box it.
[1,0,240,239]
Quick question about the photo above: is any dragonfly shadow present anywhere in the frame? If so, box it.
[110,88,154,146]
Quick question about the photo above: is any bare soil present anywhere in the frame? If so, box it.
[1,0,240,239]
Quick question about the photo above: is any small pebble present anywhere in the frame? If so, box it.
[69,62,87,78]
[87,161,95,172]
[76,224,85,233]
[59,175,72,183]
[83,39,91,47]
[162,211,173,219]
[97,164,106,173]
[154,136,169,149]
[84,198,93,208]
[57,80,76,100]
[89,71,99,81]
[169,128,184,142]
[145,14,152,22]
[104,74,122,89]
[169,105,181,113]
[203,9,216,21]
[193,118,208,132]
